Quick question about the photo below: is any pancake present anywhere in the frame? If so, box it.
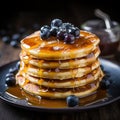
[25,67,103,88]
[17,75,101,99]
[21,30,100,60]
[20,47,100,69]
[26,60,100,80]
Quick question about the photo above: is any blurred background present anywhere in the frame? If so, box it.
[0,0,119,28]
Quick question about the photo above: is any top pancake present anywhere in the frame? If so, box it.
[21,30,100,60]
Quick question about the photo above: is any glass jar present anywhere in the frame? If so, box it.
[81,19,120,58]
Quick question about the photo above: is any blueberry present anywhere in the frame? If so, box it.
[74,27,80,37]
[100,79,111,89]
[50,27,59,36]
[5,73,14,78]
[70,27,80,38]
[58,27,66,33]
[40,28,50,39]
[61,23,73,29]
[10,40,19,48]
[103,73,111,79]
[100,72,112,88]
[12,34,20,41]
[9,67,18,74]
[66,95,79,107]
[51,19,62,27]
[6,76,16,86]
[64,34,75,44]
[40,25,50,31]
[40,25,51,39]
[16,61,20,70]
[2,36,11,43]
[57,30,67,40]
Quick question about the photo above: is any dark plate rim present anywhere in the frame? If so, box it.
[0,59,120,112]
[0,93,120,112]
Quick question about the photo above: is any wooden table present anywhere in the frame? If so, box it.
[0,9,120,119]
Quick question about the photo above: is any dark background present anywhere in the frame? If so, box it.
[0,0,119,28]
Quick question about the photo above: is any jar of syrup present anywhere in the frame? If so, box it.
[81,19,120,58]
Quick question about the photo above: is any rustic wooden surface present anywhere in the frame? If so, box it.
[0,8,120,119]
[0,41,20,67]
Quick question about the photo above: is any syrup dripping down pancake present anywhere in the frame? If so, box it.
[17,75,102,99]
[20,47,100,69]
[16,67,103,88]
[18,59,100,80]
[16,30,104,99]
[21,31,100,60]
[26,67,103,88]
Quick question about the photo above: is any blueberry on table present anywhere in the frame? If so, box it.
[16,61,20,70]
[12,34,20,41]
[6,76,16,86]
[9,67,18,74]
[2,36,11,43]
[51,19,62,27]
[5,73,14,78]
[66,95,79,107]
[10,40,19,48]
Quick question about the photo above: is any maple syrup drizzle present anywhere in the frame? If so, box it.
[20,31,99,61]
[7,31,105,108]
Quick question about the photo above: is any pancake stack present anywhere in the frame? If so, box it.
[16,30,104,99]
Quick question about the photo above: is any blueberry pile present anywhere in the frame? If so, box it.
[40,19,80,44]
[5,61,20,86]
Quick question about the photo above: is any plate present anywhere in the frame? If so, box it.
[0,59,120,112]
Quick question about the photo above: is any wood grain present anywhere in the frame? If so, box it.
[0,41,20,67]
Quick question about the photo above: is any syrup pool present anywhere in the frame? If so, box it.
[6,85,108,108]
